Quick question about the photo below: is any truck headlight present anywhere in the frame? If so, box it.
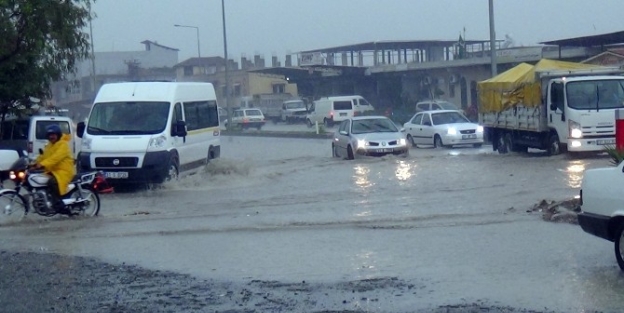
[148,135,167,149]
[447,128,457,135]
[81,138,92,150]
[569,120,582,139]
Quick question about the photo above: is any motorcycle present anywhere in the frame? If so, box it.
[0,156,101,223]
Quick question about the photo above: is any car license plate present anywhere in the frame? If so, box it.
[462,134,477,139]
[597,139,615,145]
[105,171,128,179]
[340,113,347,116]
[376,148,393,153]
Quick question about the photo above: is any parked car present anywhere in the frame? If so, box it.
[226,108,266,130]
[332,116,408,159]
[403,110,484,148]
[577,161,624,270]
[415,100,461,113]
[281,99,308,123]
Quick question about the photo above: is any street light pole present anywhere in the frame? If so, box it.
[221,0,231,120]
[174,24,201,58]
[489,0,498,76]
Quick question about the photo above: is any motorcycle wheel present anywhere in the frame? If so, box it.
[68,187,100,216]
[0,190,27,225]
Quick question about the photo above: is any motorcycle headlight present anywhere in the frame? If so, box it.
[148,135,167,149]
[447,128,457,135]
[569,120,582,139]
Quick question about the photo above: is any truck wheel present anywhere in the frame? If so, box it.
[547,134,562,156]
[497,134,510,154]
[615,223,624,271]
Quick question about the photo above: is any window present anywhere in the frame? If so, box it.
[184,66,193,76]
[410,114,423,125]
[432,103,442,110]
[333,101,353,110]
[1,120,29,140]
[233,84,241,96]
[183,100,219,131]
[421,114,432,125]
[449,83,456,98]
[87,102,170,135]
[272,84,285,94]
[339,120,349,133]
[417,103,430,111]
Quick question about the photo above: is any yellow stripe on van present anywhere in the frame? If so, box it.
[188,126,220,135]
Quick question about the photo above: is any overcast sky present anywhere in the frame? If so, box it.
[91,0,624,62]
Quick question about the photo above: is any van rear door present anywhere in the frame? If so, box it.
[332,100,354,120]
[30,117,75,159]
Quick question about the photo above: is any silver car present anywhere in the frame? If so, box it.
[332,116,409,159]
[403,110,484,148]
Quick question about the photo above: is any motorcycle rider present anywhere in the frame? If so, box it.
[31,124,76,213]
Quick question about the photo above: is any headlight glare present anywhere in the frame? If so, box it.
[477,126,484,133]
[399,138,406,146]
[357,139,366,148]
[569,120,582,139]
[447,128,457,135]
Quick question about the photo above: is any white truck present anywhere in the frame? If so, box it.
[478,59,624,155]
[578,160,624,270]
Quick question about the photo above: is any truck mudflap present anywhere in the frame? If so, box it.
[578,212,613,241]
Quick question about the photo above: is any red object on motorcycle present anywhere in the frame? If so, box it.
[92,173,114,194]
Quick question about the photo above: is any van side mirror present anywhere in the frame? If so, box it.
[77,122,85,138]
[174,121,187,137]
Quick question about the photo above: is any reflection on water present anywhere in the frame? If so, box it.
[395,160,413,181]
[565,160,586,188]
[353,164,374,189]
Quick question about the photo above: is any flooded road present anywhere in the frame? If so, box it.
[1,136,623,312]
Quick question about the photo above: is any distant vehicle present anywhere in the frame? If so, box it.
[77,82,221,185]
[226,108,265,130]
[281,100,308,123]
[240,94,295,123]
[415,100,461,113]
[578,161,624,270]
[332,116,408,159]
[1,114,76,160]
[403,110,484,148]
[319,95,375,114]
[0,146,24,186]
[307,95,376,128]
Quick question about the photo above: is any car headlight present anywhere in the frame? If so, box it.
[357,139,367,148]
[569,120,582,139]
[477,125,484,133]
[148,135,167,149]
[447,128,457,135]
[398,138,407,146]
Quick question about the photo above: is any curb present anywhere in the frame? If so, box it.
[221,130,332,140]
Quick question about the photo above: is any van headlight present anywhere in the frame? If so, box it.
[81,138,92,150]
[569,120,582,139]
[148,135,167,149]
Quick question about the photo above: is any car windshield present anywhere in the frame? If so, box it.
[246,109,263,116]
[86,102,170,135]
[351,118,398,134]
[431,111,470,125]
[285,101,305,109]
[566,80,624,110]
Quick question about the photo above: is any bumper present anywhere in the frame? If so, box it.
[567,137,615,152]
[356,146,409,157]
[578,212,613,241]
[78,151,171,184]
[441,133,484,145]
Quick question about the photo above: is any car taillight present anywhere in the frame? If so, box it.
[353,111,359,116]
[27,141,33,153]
[243,118,249,123]
[330,111,334,117]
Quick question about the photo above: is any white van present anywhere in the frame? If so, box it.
[305,95,374,127]
[77,82,221,184]
[1,114,76,160]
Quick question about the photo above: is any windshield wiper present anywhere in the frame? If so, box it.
[87,126,110,134]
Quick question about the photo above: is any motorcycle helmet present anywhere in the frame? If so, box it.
[45,124,62,137]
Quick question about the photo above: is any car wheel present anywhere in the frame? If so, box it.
[347,145,355,160]
[615,223,624,271]
[332,144,340,158]
[433,135,444,148]
[406,134,416,148]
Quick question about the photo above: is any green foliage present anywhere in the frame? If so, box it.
[0,0,94,118]
[604,145,624,166]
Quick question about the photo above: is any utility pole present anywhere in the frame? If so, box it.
[489,0,498,76]
[88,1,96,97]
[222,0,231,120]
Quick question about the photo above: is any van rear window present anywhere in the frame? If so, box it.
[1,120,29,140]
[333,101,352,110]
[35,121,71,139]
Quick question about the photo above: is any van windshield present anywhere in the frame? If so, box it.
[87,102,170,135]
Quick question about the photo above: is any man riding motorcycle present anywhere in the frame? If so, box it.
[31,124,76,213]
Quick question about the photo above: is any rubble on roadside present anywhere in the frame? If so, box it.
[527,199,581,224]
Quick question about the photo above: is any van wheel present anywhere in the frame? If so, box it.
[615,223,624,271]
[347,145,355,160]
[166,159,179,182]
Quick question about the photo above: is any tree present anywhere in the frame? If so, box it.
[0,0,93,131]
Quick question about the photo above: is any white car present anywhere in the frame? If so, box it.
[578,161,624,270]
[403,110,484,148]
[227,108,266,130]
[332,116,408,159]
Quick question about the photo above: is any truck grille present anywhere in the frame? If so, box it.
[95,157,138,167]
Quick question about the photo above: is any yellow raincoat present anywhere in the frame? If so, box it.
[35,134,76,195]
